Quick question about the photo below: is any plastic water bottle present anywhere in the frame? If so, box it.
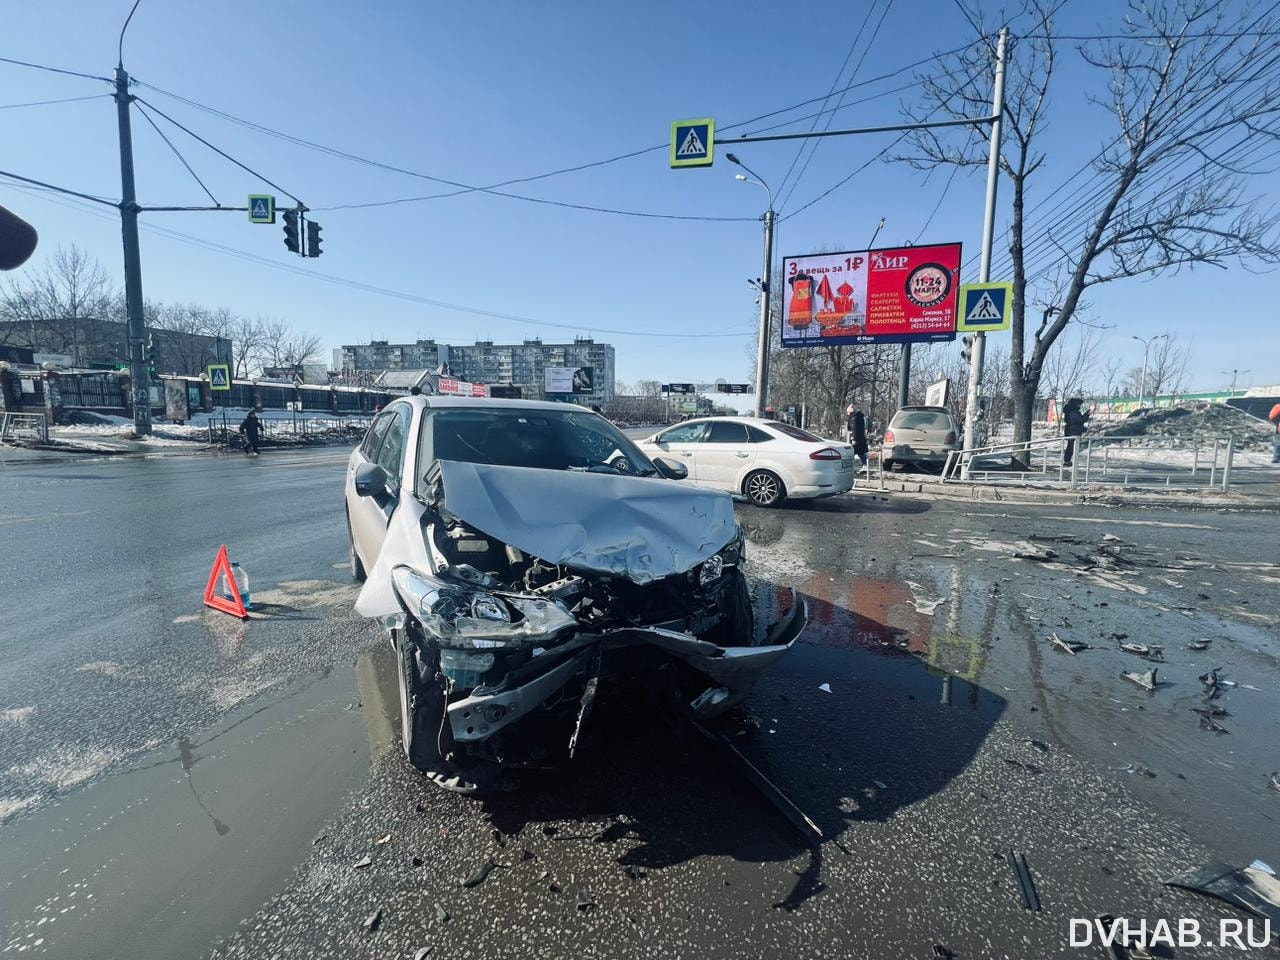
[224,560,252,610]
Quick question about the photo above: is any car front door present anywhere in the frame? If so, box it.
[695,421,754,490]
[350,406,410,568]
[648,420,708,477]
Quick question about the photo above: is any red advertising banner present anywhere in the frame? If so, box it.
[780,242,962,348]
[436,376,489,397]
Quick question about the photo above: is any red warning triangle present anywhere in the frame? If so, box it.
[203,544,249,618]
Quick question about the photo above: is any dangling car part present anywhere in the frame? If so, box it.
[348,398,805,792]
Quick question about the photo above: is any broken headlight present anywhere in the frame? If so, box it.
[391,565,578,648]
[699,553,724,586]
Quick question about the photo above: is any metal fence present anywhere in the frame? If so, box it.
[205,411,372,446]
[1,412,49,443]
[939,434,1238,492]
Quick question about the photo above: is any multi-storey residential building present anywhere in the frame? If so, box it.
[339,337,615,407]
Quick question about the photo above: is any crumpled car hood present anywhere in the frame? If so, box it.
[435,460,737,584]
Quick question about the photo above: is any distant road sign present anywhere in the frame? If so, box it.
[715,383,751,394]
[670,118,715,168]
[248,195,276,224]
[957,282,1013,331]
[207,364,231,390]
[663,383,697,394]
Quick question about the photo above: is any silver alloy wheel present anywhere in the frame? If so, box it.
[745,470,783,506]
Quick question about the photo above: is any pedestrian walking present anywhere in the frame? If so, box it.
[1062,397,1090,466]
[1269,401,1280,463]
[846,403,869,468]
[239,409,262,456]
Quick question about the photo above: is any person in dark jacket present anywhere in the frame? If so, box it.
[1062,397,1090,466]
[239,409,262,456]
[847,403,869,467]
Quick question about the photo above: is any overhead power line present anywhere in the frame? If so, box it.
[0,169,118,206]
[0,93,111,110]
[0,54,112,83]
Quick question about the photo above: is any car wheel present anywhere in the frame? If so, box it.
[743,469,785,507]
[346,511,366,582]
[883,458,895,471]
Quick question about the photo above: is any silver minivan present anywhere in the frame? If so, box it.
[882,405,959,472]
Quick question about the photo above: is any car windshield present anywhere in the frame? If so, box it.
[418,407,658,491]
[893,410,953,430]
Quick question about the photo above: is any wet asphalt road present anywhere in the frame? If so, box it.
[1,448,1278,959]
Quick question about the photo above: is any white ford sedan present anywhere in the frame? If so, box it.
[637,417,856,507]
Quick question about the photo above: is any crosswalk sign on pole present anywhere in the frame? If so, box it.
[670,117,715,168]
[957,282,1014,331]
[207,364,231,390]
[248,194,276,224]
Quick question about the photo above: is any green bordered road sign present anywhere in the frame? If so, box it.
[248,195,276,224]
[207,364,231,390]
[957,282,1013,332]
[670,117,715,168]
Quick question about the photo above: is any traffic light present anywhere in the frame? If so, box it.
[961,334,975,363]
[306,220,323,258]
[282,208,300,254]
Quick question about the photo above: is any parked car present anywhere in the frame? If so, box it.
[345,397,806,793]
[636,417,856,507]
[882,405,960,472]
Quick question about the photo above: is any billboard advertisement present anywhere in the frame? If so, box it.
[545,366,594,394]
[781,243,962,348]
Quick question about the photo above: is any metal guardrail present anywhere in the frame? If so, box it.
[0,412,49,443]
[940,433,1237,492]
[206,412,372,446]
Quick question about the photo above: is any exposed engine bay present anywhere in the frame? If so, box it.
[355,459,806,793]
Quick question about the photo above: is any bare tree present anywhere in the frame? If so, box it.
[1144,333,1194,398]
[0,245,119,363]
[1040,323,1103,401]
[633,379,663,398]
[903,0,1280,466]
[256,317,322,372]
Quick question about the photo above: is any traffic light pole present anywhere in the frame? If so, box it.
[114,65,152,435]
[960,27,1008,478]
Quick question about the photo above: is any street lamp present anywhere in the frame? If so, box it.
[727,152,775,418]
[1131,333,1167,408]
[1220,368,1251,393]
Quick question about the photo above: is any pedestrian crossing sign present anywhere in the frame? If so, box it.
[248,194,275,224]
[957,282,1013,331]
[207,364,231,390]
[670,117,715,168]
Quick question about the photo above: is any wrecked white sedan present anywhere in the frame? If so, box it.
[345,397,806,793]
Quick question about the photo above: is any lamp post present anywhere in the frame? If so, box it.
[1131,333,1166,408]
[727,153,775,418]
[1220,368,1250,393]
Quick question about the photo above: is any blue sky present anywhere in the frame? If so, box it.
[2,0,1276,390]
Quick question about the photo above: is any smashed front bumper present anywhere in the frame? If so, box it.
[446,589,807,745]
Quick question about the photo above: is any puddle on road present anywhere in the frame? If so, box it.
[0,653,395,960]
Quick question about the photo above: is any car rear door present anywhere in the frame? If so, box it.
[696,421,754,490]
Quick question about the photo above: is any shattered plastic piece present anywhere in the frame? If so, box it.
[1199,715,1230,735]
[1025,739,1050,752]
[1123,763,1157,778]
[312,832,327,845]
[414,949,435,960]
[1250,860,1276,876]
[873,780,888,790]
[1121,668,1158,691]
[1199,667,1223,688]
[1188,639,1211,651]
[520,847,534,861]
[1008,851,1041,911]
[1165,862,1280,926]
[933,945,957,959]
[434,904,451,924]
[818,682,833,694]
[1003,757,1043,774]
[353,855,373,869]
[576,891,597,912]
[462,858,498,888]
[624,864,645,880]
[1269,772,1280,793]
[363,908,382,933]
[376,833,392,845]
[1049,633,1088,655]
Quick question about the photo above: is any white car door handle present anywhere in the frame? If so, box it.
[680,452,693,457]
[735,452,750,458]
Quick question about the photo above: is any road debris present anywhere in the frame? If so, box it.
[352,855,372,869]
[1003,758,1043,774]
[1188,639,1212,651]
[1250,860,1276,876]
[1121,668,1159,691]
[1025,739,1050,752]
[1165,861,1280,925]
[376,833,392,845]
[362,908,382,933]
[1008,850,1041,911]
[414,948,435,960]
[818,682,833,694]
[1118,641,1164,662]
[576,891,597,912]
[1269,772,1280,793]
[873,779,888,789]
[434,904,451,924]
[462,857,499,888]
[932,945,957,959]
[1049,633,1088,655]
[624,864,645,880]
[1198,715,1230,734]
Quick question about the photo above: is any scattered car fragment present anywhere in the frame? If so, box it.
[1050,633,1088,655]
[1121,668,1159,691]
[1165,861,1280,926]
[348,398,805,793]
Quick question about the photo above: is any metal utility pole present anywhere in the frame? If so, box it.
[114,64,151,435]
[1132,333,1166,407]
[727,154,776,418]
[898,343,911,409]
[960,26,1008,476]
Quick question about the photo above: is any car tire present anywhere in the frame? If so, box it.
[743,470,785,507]
[346,511,366,582]
[883,458,895,471]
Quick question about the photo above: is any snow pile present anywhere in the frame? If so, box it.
[1098,402,1274,452]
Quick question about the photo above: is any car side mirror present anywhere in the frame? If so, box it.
[652,456,688,481]
[354,462,385,497]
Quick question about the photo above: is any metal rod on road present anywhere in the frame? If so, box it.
[960,27,1008,479]
[115,65,152,436]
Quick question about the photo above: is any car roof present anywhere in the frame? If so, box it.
[666,416,778,426]
[896,405,951,414]
[408,396,594,414]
